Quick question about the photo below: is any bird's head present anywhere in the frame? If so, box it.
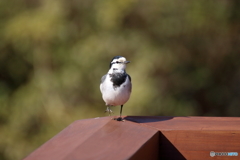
[109,56,130,71]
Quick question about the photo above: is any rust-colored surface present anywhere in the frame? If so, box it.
[126,116,240,160]
[160,130,240,160]
[24,116,240,160]
[24,117,159,160]
[125,116,240,130]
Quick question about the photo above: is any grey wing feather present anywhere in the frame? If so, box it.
[127,74,132,92]
[100,74,107,84]
[127,74,131,82]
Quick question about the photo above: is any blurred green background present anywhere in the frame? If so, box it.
[0,0,240,159]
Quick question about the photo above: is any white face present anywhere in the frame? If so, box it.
[111,57,127,64]
[110,57,130,71]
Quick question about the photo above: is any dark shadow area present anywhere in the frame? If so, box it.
[159,132,186,160]
[125,116,174,123]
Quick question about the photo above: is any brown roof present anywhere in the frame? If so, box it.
[24,116,240,160]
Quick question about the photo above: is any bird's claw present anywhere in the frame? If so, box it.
[105,107,113,116]
[114,117,124,121]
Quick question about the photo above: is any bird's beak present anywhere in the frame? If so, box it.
[124,61,130,64]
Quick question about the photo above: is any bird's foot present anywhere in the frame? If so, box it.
[114,117,125,121]
[105,107,113,116]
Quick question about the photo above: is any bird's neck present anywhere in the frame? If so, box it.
[108,68,125,74]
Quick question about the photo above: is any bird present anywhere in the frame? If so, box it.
[100,56,132,121]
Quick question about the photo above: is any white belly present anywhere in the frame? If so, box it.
[100,76,131,106]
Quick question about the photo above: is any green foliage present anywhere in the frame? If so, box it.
[0,0,240,159]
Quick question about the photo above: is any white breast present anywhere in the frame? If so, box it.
[100,74,131,106]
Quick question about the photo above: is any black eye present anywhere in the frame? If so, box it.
[116,61,119,63]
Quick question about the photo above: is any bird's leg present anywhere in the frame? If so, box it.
[105,106,113,116]
[120,105,123,117]
[115,105,124,121]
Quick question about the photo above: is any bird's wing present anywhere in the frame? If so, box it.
[100,74,107,84]
[127,74,131,82]
[127,74,132,92]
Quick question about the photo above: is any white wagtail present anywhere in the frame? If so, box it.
[100,56,132,121]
